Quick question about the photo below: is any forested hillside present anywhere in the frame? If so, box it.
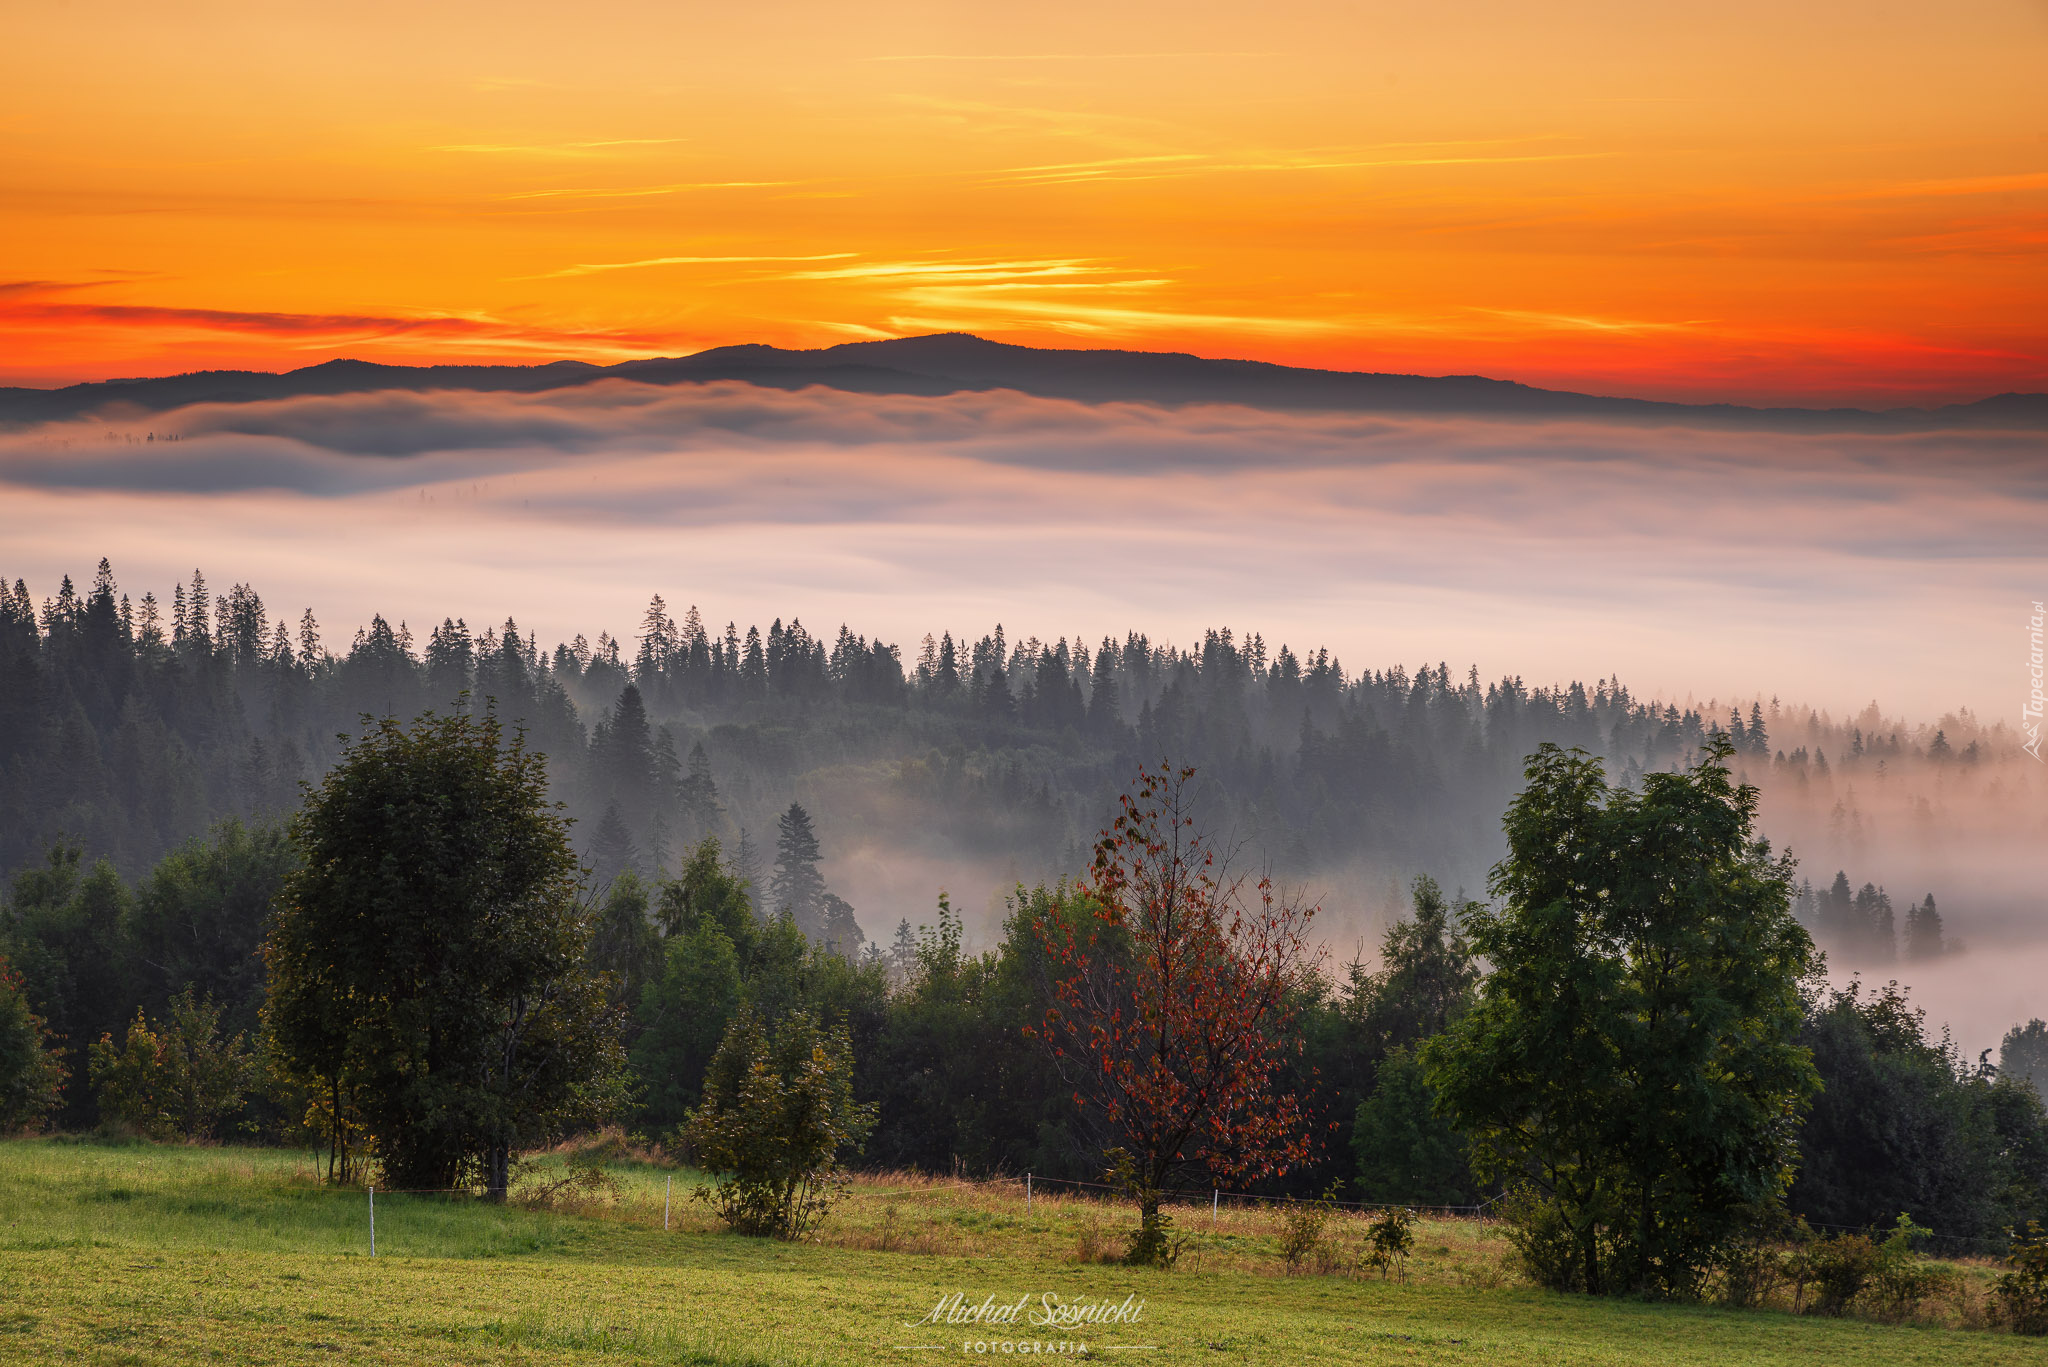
[0,557,2006,960]
[3,556,2044,1242]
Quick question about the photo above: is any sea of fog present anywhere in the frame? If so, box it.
[1,377,2042,1053]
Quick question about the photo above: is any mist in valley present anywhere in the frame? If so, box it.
[0,376,2041,1058]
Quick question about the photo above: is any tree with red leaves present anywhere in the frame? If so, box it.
[1032,764,1322,1264]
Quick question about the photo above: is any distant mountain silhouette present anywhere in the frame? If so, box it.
[3,334,2042,431]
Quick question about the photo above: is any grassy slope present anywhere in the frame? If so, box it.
[0,1141,2033,1367]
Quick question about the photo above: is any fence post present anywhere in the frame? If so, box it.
[665,1175,672,1230]
[1212,1189,1218,1231]
[1026,1173,1032,1213]
[369,1185,376,1258]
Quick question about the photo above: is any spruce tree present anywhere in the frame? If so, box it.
[595,684,654,819]
[1089,640,1120,732]
[733,827,763,914]
[185,571,211,655]
[297,608,321,668]
[1823,871,1854,941]
[679,741,722,839]
[589,801,641,888]
[816,891,865,958]
[1904,894,1945,961]
[424,618,473,699]
[770,803,826,936]
[888,917,918,985]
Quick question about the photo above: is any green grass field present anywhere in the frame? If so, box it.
[0,1139,2035,1366]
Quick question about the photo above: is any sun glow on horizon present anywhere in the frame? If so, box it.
[3,0,2045,403]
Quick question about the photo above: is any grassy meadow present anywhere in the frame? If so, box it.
[0,1139,2035,1366]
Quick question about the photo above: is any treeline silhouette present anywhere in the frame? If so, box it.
[2,558,1889,911]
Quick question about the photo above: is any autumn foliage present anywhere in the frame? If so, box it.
[1031,764,1321,1262]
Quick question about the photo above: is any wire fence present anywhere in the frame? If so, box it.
[978,1171,1502,1220]
[326,1167,2003,1259]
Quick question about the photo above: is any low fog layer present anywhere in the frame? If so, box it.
[0,379,2040,720]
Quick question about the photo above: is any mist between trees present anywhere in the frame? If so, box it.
[2,559,2031,956]
[1,565,2046,1269]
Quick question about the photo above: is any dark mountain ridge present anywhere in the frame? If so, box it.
[4,333,2043,430]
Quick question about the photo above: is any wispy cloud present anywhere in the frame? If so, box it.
[865,51,1282,63]
[1468,307,1704,336]
[885,298,1343,336]
[541,253,857,279]
[986,146,1608,186]
[891,95,1176,146]
[1829,169,2048,202]
[0,280,100,300]
[988,154,1207,185]
[774,258,1123,284]
[0,300,678,355]
[501,181,800,201]
[433,138,687,157]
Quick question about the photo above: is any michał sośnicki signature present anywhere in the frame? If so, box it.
[905,1292,1146,1330]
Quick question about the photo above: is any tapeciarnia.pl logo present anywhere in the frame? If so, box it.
[2026,600,2045,763]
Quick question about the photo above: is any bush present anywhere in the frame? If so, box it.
[1783,1214,1948,1320]
[1994,1221,2048,1335]
[1125,1205,1189,1270]
[1276,1188,1338,1274]
[1364,1207,1417,1281]
[1864,1214,1946,1323]
[1499,1188,1597,1292]
[1793,1229,1879,1317]
[88,989,253,1142]
[689,1007,873,1240]
[1711,1223,1787,1310]
[1073,1214,1120,1265]
[1102,1150,1190,1269]
[514,1130,627,1209]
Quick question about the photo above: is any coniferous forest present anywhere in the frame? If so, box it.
[3,558,2044,1248]
[3,558,1990,903]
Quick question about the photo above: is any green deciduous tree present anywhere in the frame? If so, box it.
[588,871,661,1019]
[265,709,626,1197]
[1425,740,1819,1297]
[0,954,65,1133]
[89,987,254,1142]
[688,1005,874,1239]
[2004,1020,2048,1104]
[1352,1046,1476,1205]
[1793,982,2048,1240]
[1,844,131,1127]
[126,819,297,1039]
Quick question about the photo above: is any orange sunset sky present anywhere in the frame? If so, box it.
[5,0,2045,402]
